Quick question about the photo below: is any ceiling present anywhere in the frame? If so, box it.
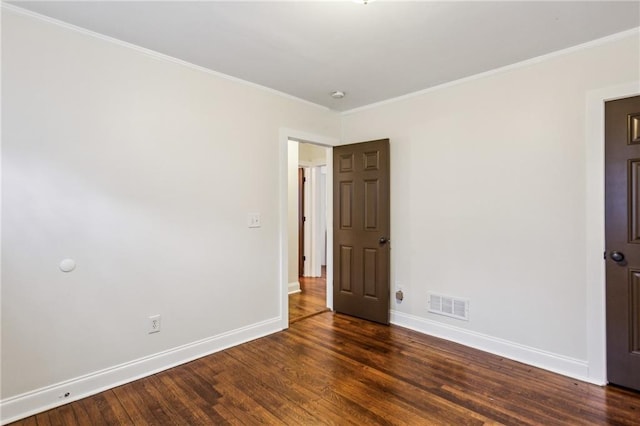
[7,1,640,111]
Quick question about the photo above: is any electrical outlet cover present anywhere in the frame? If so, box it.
[148,315,161,334]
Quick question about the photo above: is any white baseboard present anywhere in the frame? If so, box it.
[0,317,282,425]
[288,281,301,294]
[390,310,596,385]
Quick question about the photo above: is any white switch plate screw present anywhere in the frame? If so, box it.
[148,315,161,334]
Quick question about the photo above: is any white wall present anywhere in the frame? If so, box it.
[341,32,640,378]
[1,8,339,417]
[299,143,327,165]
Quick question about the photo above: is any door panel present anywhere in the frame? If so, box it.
[333,139,390,324]
[340,246,353,293]
[364,180,379,229]
[630,160,640,243]
[340,181,354,229]
[605,95,640,391]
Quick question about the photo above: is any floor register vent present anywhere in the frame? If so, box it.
[428,293,469,321]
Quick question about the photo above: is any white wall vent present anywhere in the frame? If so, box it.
[428,293,469,321]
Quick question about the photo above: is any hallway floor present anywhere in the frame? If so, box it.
[289,268,328,324]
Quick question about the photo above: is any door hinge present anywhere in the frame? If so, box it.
[303,177,307,183]
[303,256,306,261]
[303,216,306,222]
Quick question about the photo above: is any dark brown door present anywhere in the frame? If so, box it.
[605,95,640,391]
[298,167,305,278]
[333,139,390,324]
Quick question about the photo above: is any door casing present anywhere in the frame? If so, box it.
[586,82,640,385]
[604,95,640,390]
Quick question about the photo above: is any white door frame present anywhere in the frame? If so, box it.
[302,166,312,277]
[279,128,339,330]
[585,81,640,385]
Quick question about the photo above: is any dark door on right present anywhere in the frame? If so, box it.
[333,139,390,325]
[605,95,640,391]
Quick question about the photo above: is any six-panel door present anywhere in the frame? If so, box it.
[333,139,390,325]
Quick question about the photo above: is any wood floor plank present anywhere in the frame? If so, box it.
[145,373,219,425]
[10,311,640,425]
[214,352,323,424]
[9,417,37,426]
[73,393,110,425]
[238,335,401,425]
[101,391,135,425]
[288,318,543,422]
[237,334,389,425]
[153,365,228,424]
[280,327,496,424]
[33,413,51,426]
[187,355,286,425]
[112,379,178,425]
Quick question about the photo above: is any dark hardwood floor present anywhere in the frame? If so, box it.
[289,268,328,324]
[11,312,640,425]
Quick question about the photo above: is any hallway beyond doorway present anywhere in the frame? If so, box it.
[289,267,328,324]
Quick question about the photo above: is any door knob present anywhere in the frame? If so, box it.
[610,251,625,262]
[379,237,389,245]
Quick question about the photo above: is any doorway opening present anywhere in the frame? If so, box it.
[289,269,329,323]
[285,137,334,325]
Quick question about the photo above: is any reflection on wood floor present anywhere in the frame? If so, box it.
[289,267,328,324]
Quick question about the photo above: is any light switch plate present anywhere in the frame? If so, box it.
[248,213,261,228]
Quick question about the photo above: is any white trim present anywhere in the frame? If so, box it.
[304,166,324,278]
[299,159,327,168]
[279,128,339,329]
[0,317,282,425]
[585,81,640,386]
[312,167,321,277]
[303,166,312,276]
[288,281,301,294]
[325,150,334,310]
[1,3,329,112]
[391,311,593,384]
[342,27,640,116]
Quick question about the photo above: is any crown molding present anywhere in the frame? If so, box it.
[1,2,331,112]
[342,26,640,116]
